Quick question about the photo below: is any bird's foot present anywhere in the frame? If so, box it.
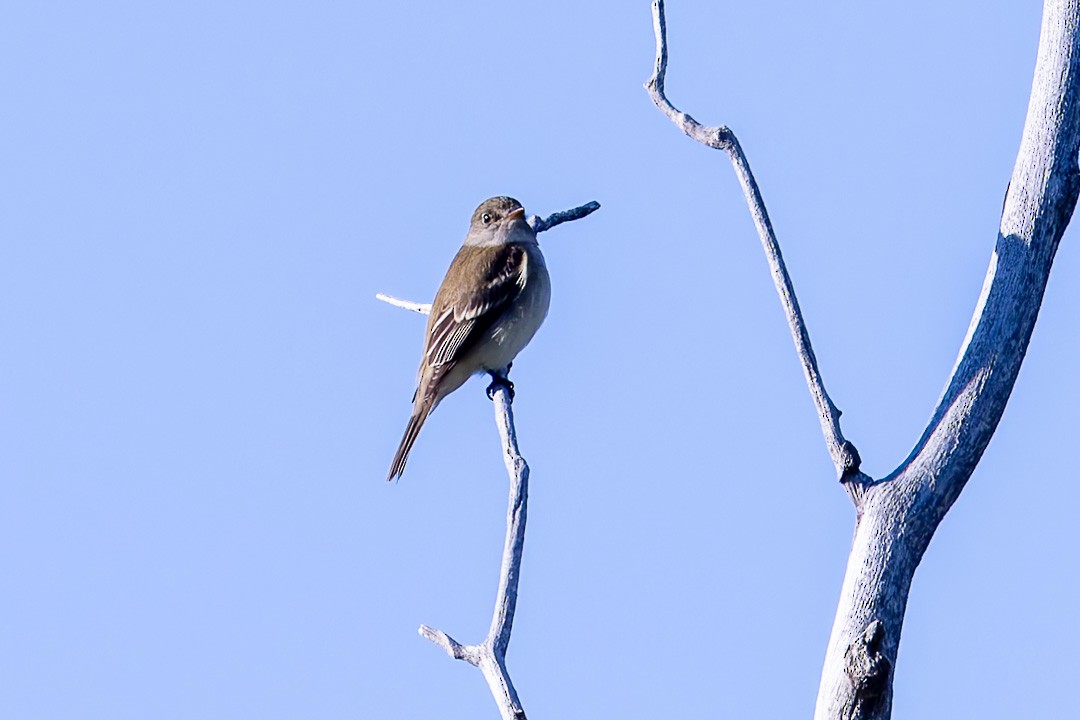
[486,367,515,401]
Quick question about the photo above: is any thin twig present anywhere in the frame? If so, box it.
[418,625,480,665]
[645,0,866,487]
[528,200,601,234]
[375,293,431,315]
[419,384,529,720]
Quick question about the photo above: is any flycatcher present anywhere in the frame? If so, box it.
[387,196,551,481]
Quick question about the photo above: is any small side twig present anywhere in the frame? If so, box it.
[418,625,480,665]
[528,200,601,233]
[645,0,866,488]
[374,293,431,315]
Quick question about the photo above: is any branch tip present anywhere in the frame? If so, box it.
[529,200,601,234]
[419,625,480,665]
[376,293,432,315]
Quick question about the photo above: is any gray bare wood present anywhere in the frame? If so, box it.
[645,1,1080,718]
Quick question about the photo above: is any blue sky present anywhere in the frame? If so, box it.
[2,2,1077,718]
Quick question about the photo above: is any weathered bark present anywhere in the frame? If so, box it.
[816,3,1080,716]
[644,1,1080,718]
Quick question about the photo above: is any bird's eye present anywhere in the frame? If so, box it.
[481,212,493,225]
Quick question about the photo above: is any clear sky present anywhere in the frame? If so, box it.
[3,1,1077,718]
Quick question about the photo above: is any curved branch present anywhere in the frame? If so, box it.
[419,384,530,720]
[816,3,1080,718]
[645,0,865,485]
[888,0,1080,495]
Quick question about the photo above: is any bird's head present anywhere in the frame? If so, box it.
[464,196,534,247]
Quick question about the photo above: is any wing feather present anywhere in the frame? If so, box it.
[420,244,527,377]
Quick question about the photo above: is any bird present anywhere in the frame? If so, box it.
[387,196,551,481]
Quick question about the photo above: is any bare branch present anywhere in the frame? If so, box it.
[418,625,480,666]
[375,293,431,315]
[645,0,864,485]
[528,200,601,234]
[420,383,530,720]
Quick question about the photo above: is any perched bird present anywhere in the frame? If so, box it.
[387,196,551,481]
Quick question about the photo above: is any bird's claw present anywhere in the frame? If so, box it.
[486,374,515,401]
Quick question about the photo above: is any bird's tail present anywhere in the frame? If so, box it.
[387,403,432,481]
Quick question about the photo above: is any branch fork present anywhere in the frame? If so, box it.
[645,2,1080,718]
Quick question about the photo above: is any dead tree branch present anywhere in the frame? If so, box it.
[646,0,867,487]
[419,384,529,720]
[644,1,1080,718]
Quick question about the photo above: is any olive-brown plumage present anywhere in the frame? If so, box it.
[387,197,551,481]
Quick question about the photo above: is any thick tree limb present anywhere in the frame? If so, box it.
[645,0,866,485]
[644,2,1080,719]
[816,3,1080,718]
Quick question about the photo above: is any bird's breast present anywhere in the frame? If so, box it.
[478,245,550,371]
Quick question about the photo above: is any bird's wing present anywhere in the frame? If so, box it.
[423,244,527,373]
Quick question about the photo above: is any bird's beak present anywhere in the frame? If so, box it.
[507,207,526,222]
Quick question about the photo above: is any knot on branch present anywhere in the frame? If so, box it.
[838,440,863,478]
[843,619,891,720]
[714,126,735,151]
[511,459,529,485]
